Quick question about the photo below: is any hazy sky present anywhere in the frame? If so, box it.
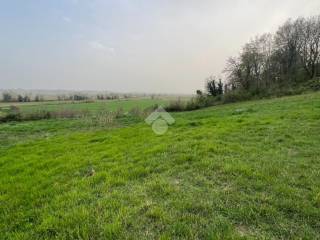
[1,0,320,93]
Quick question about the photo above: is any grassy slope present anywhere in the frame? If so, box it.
[0,93,320,239]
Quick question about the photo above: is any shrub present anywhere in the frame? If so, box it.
[185,96,208,111]
[24,110,51,120]
[164,99,186,112]
[114,107,124,118]
[165,95,221,112]
[222,90,252,103]
[185,98,202,111]
[0,106,22,122]
[0,112,22,122]
[304,78,320,91]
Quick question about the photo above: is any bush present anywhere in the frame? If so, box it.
[0,106,22,122]
[0,112,22,122]
[222,90,252,103]
[114,107,124,118]
[165,96,221,112]
[185,96,216,111]
[185,98,202,111]
[304,78,320,91]
[164,99,186,112]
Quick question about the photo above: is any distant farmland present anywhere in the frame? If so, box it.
[0,98,171,115]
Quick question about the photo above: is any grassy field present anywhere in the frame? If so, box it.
[1,93,320,239]
[0,98,170,115]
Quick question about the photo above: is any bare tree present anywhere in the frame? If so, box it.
[274,19,301,83]
[224,57,243,89]
[296,16,320,79]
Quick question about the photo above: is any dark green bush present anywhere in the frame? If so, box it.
[0,112,22,122]
[304,78,320,91]
[165,95,221,112]
[185,98,202,111]
[222,90,252,103]
[164,99,186,112]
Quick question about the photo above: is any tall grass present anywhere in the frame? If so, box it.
[0,104,160,124]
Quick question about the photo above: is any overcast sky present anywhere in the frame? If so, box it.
[1,0,320,93]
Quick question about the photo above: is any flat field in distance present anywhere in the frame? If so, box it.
[0,97,172,114]
[0,93,320,239]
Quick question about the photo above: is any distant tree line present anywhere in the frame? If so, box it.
[1,92,130,103]
[96,94,119,100]
[1,93,43,102]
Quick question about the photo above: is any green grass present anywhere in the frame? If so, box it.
[0,98,169,115]
[1,93,320,239]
